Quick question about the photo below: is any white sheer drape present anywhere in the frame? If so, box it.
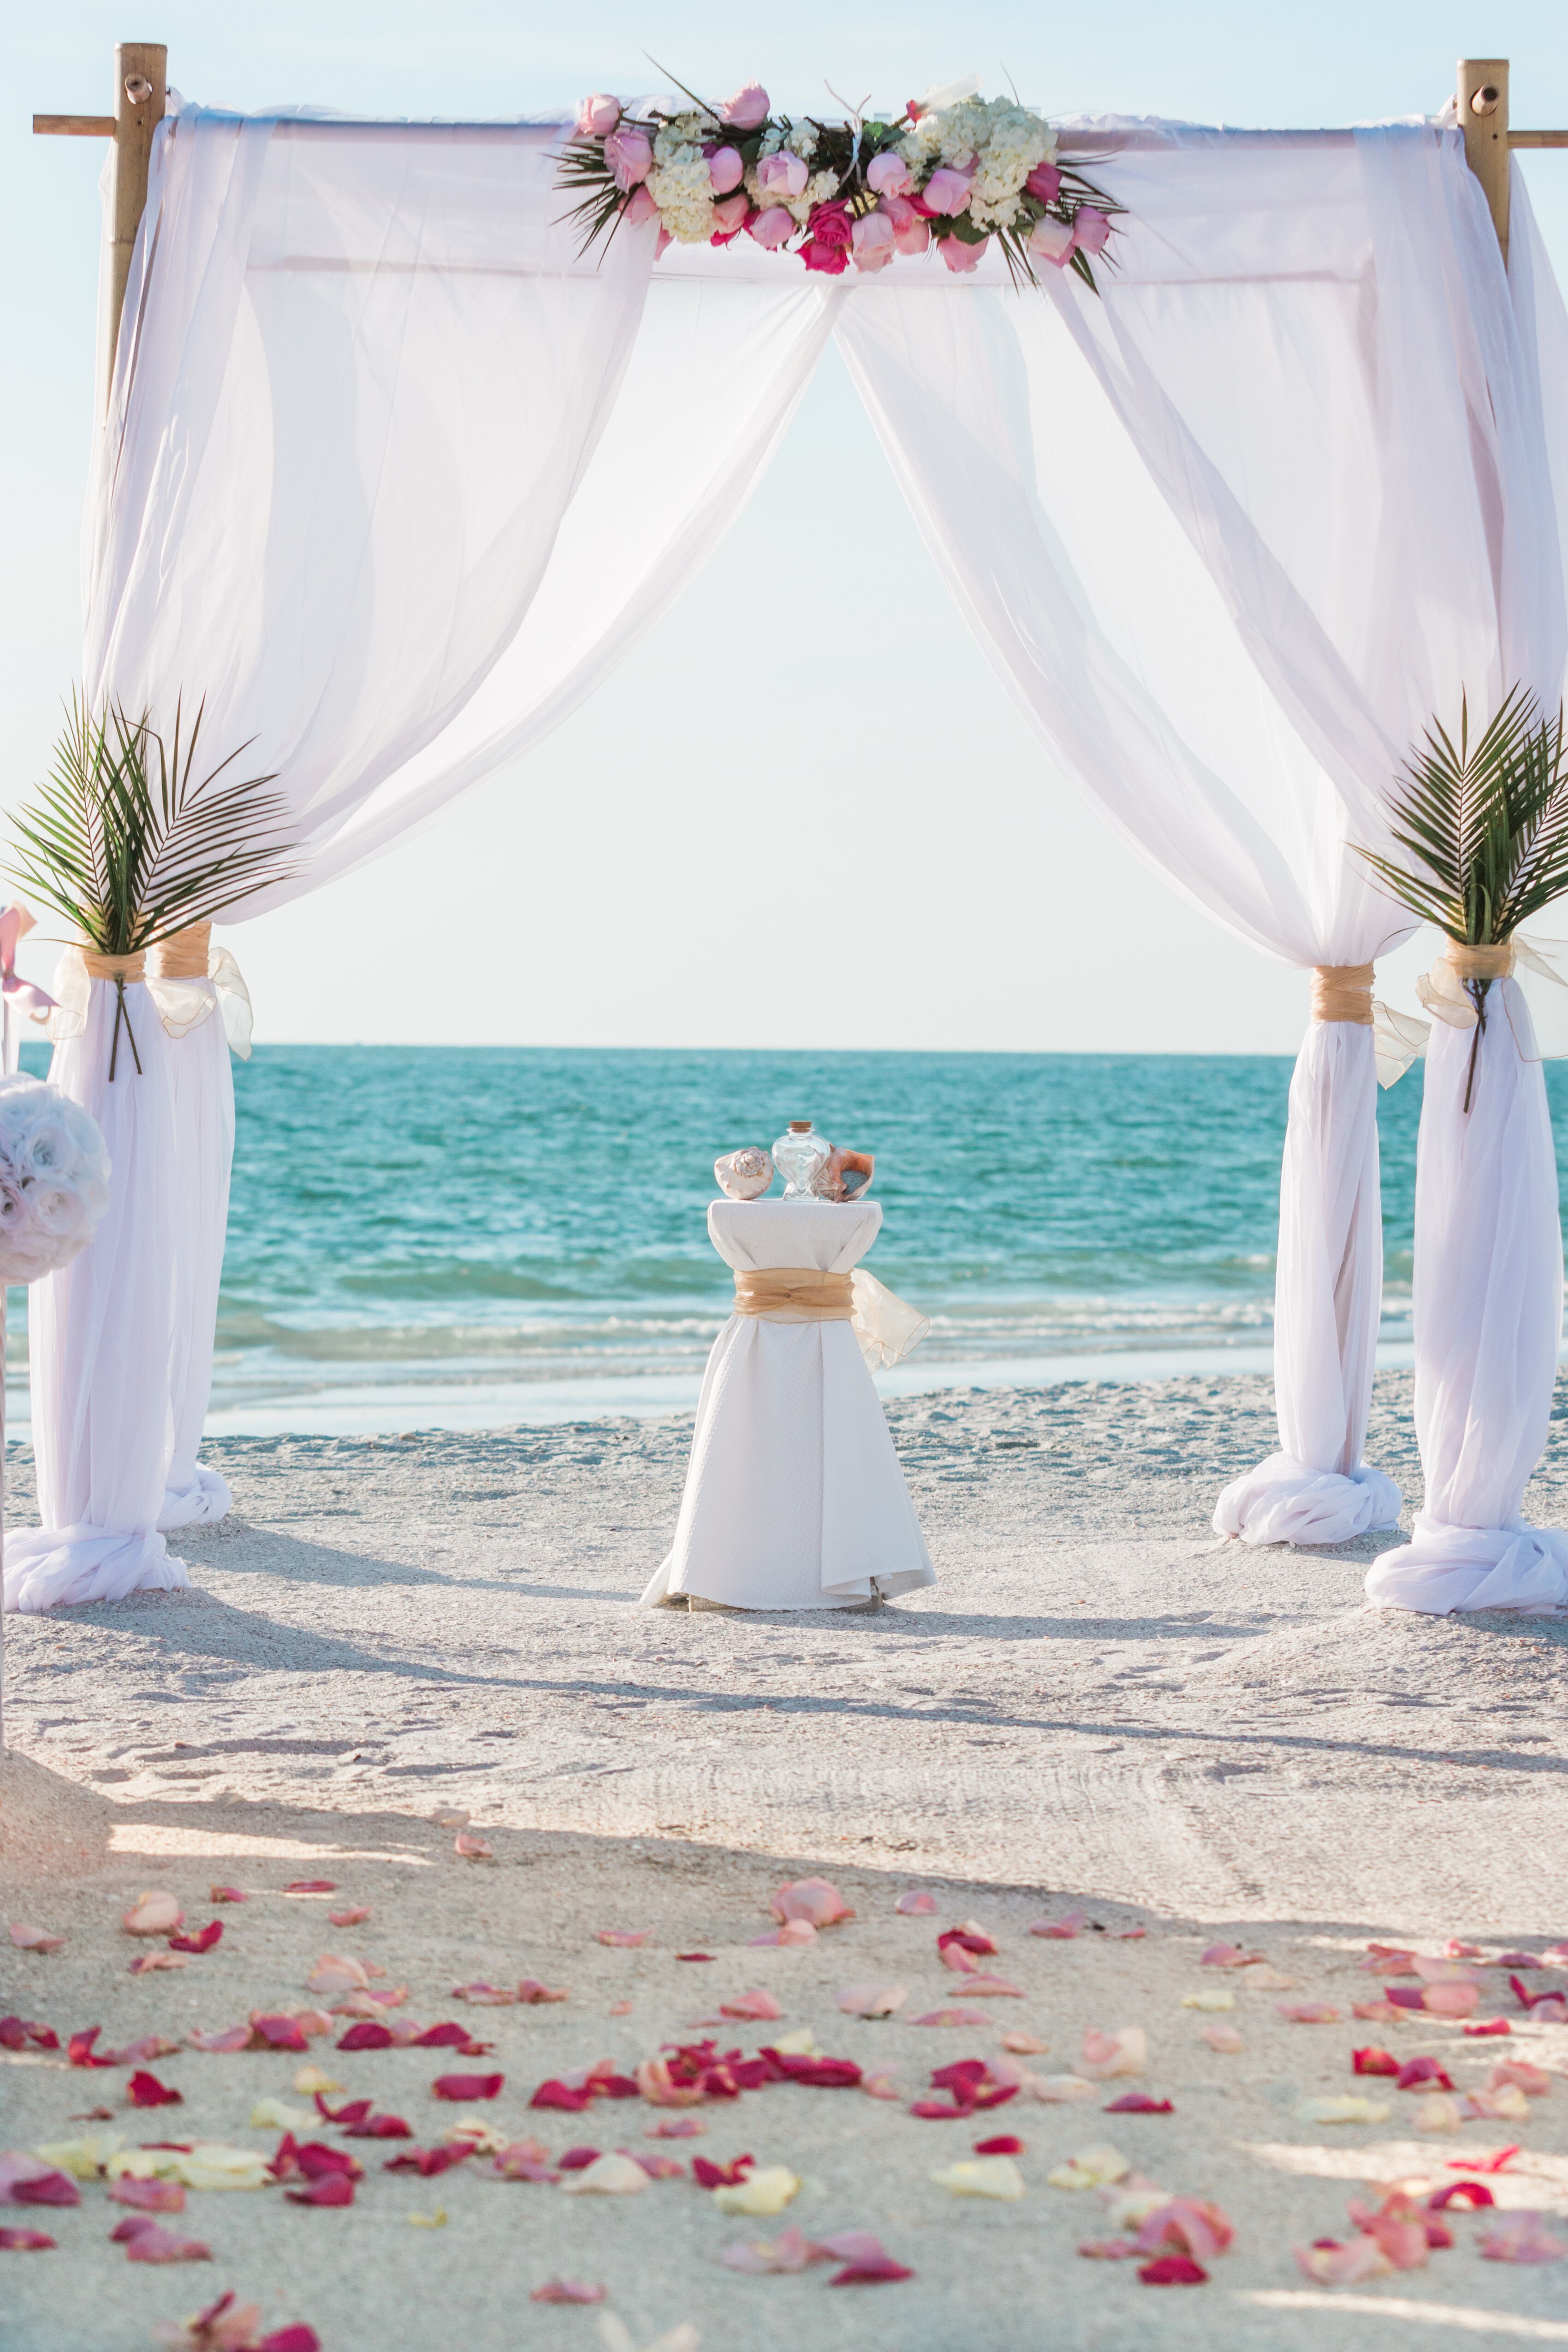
[16,108,1567,1610]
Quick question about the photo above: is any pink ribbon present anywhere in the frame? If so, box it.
[0,906,56,1022]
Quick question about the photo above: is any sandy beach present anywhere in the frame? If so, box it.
[3,1368,1567,2351]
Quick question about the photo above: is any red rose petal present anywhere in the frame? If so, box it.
[531,2281,607,2304]
[1352,2046,1401,2076]
[126,2071,183,2109]
[285,2174,354,2207]
[1138,2255,1208,2285]
[974,2134,1024,2156]
[0,2227,55,2250]
[432,2073,503,2101]
[335,2022,392,2051]
[283,1881,338,1895]
[1104,2094,1174,2114]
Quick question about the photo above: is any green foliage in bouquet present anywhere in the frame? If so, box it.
[1359,687,1568,947]
[6,694,296,1076]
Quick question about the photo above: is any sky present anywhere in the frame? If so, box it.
[6,2,1567,1052]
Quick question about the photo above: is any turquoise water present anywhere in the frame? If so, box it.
[16,1040,1565,1436]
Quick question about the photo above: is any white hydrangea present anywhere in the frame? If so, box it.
[652,110,711,169]
[647,154,716,241]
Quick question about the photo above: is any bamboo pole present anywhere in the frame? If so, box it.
[105,43,167,414]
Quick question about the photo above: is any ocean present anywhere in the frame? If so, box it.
[8,1043,1565,1437]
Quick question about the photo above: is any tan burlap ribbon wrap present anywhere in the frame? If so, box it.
[1442,940,1516,981]
[733,1267,855,1321]
[148,922,213,980]
[1310,962,1374,1024]
[80,947,147,984]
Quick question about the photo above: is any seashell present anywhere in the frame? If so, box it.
[715,1146,772,1202]
[813,1147,874,1202]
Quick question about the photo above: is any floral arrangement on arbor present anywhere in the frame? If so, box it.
[557,76,1118,288]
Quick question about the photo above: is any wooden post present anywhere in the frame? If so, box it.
[105,42,167,413]
[1458,57,1510,261]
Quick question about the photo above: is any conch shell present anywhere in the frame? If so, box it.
[715,1146,772,1201]
[814,1147,874,1201]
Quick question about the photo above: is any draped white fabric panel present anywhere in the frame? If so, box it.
[13,107,1567,1610]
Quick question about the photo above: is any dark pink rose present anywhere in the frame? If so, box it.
[1073,206,1111,255]
[604,127,653,190]
[800,236,850,275]
[805,200,854,251]
[720,83,770,131]
[1024,160,1062,204]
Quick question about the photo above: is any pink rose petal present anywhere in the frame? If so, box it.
[0,2227,55,2250]
[7,1923,66,1954]
[838,1984,907,2018]
[122,1892,184,1937]
[1029,1910,1087,1940]
[596,1929,651,1948]
[770,1878,853,1928]
[1479,2211,1567,2264]
[717,1990,784,2021]
[327,1907,372,1929]
[895,1892,938,1916]
[530,2280,607,2303]
[1138,2255,1207,2285]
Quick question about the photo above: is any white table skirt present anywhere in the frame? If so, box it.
[640,1198,935,1611]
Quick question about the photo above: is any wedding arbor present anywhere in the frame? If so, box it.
[10,50,1568,1617]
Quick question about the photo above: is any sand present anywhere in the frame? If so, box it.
[2,1368,1567,2351]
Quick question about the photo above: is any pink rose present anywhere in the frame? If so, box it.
[800,236,850,276]
[707,145,744,196]
[805,199,854,251]
[939,234,986,273]
[604,127,653,191]
[575,94,621,140]
[922,167,974,217]
[748,205,796,250]
[1027,214,1075,265]
[851,210,897,271]
[720,83,771,131]
[1073,207,1111,255]
[622,184,659,228]
[1024,160,1062,205]
[710,192,750,240]
[866,151,912,198]
[758,150,808,201]
[880,195,930,256]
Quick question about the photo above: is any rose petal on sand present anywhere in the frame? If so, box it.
[1200,1943,1260,1969]
[1078,2236,1139,2260]
[384,2146,472,2179]
[8,1923,66,1954]
[1200,2025,1244,2053]
[1031,2076,1099,2102]
[1000,2032,1049,2055]
[596,1930,652,1948]
[895,1892,938,1917]
[1029,1911,1088,1940]
[713,2166,800,2217]
[453,1833,493,1862]
[1352,1999,1402,2022]
[974,2134,1025,2156]
[130,1953,189,1976]
[1139,2255,1208,2285]
[0,2227,55,2250]
[1414,2094,1462,2132]
[1080,2028,1146,2080]
[692,2155,754,2188]
[938,1922,999,1957]
[1396,2055,1455,2091]
[1295,2237,1392,2285]
[181,2025,248,2056]
[451,1981,518,2006]
[560,2153,647,2197]
[518,1980,570,2005]
[0,2158,80,2209]
[826,2248,914,2284]
[861,2072,903,2101]
[837,1984,907,2018]
[1479,2211,1567,2263]
[307,1955,374,1996]
[1136,2198,1233,2261]
[1490,2058,1553,2095]
[1242,1966,1297,1991]
[113,2216,212,2263]
[1445,2144,1520,2174]
[769,1879,853,1928]
[646,2117,706,2139]
[0,2019,58,2052]
[122,1893,184,1937]
[531,2281,607,2303]
[954,1975,1024,1999]
[1048,2146,1130,2191]
[1104,2094,1174,2114]
[557,2145,603,2172]
[109,2177,185,2213]
[749,1920,816,1948]
[251,2015,316,2051]
[1352,2047,1401,2076]
[718,1990,784,2022]
[432,2074,503,2101]
[631,2151,685,2181]
[285,2174,355,2208]
[414,2023,491,2050]
[168,1924,223,1956]
[1275,2002,1340,2024]
[326,1906,372,1929]
[932,2156,1025,2200]
[1428,2181,1496,2209]
[1180,1991,1233,2012]
[127,2073,184,2109]
[720,2225,826,2274]
[1465,2018,1514,2037]
[909,2008,992,2030]
[283,1882,337,1895]
[208,1888,247,1906]
[1293,2096,1390,2124]
[335,2023,392,2051]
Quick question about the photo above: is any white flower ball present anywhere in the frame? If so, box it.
[0,1075,110,1283]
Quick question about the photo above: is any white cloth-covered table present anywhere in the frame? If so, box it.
[641,1199,934,1611]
